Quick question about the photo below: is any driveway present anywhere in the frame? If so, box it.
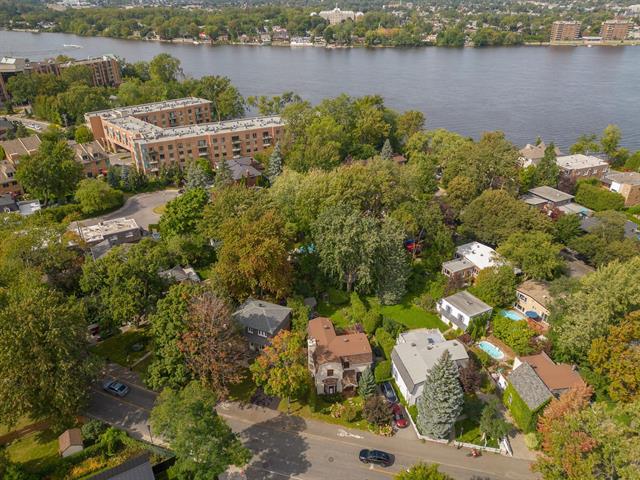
[78,189,179,230]
[88,364,539,480]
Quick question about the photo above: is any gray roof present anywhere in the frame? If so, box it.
[442,257,474,273]
[528,186,574,204]
[0,194,17,211]
[89,454,154,480]
[224,157,263,181]
[442,291,492,317]
[233,299,292,334]
[605,171,640,186]
[520,193,548,206]
[508,362,553,411]
[580,216,640,241]
[159,265,201,283]
[392,331,468,393]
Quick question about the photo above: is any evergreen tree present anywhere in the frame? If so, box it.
[381,138,393,160]
[185,159,209,190]
[417,350,464,439]
[358,367,377,399]
[266,143,283,184]
[214,159,234,189]
[534,142,560,187]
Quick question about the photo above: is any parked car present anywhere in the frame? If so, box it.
[381,382,398,403]
[391,403,408,428]
[103,380,130,397]
[358,449,393,467]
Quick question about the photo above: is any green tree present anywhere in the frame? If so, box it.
[460,189,551,245]
[363,395,393,426]
[492,316,533,355]
[570,133,600,155]
[600,124,621,160]
[74,124,94,144]
[147,283,204,390]
[159,187,209,238]
[497,232,564,280]
[395,463,453,480]
[479,399,510,444]
[375,217,411,304]
[534,143,560,187]
[247,91,301,115]
[552,214,582,244]
[445,175,479,214]
[358,367,377,399]
[214,209,293,301]
[191,75,245,121]
[74,178,124,215]
[266,142,283,183]
[149,53,183,83]
[214,159,234,189]
[250,330,309,412]
[417,351,464,439]
[60,64,93,86]
[470,265,517,307]
[151,382,250,479]
[396,110,425,143]
[381,138,393,160]
[574,180,625,211]
[553,257,640,362]
[184,159,211,190]
[15,128,83,205]
[0,273,94,428]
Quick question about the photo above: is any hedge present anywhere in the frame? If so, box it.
[575,181,625,211]
[503,383,547,433]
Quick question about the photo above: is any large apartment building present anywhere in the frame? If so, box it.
[600,20,632,41]
[85,98,285,174]
[550,21,581,42]
[0,55,122,103]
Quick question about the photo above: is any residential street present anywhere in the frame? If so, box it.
[3,113,52,132]
[88,364,539,480]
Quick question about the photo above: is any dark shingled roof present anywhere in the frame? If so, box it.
[508,362,553,411]
[233,298,291,335]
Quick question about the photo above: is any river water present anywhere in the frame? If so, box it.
[2,30,639,151]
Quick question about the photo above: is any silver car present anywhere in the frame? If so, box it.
[103,380,130,397]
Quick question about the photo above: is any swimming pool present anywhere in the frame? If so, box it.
[500,310,524,321]
[477,341,505,360]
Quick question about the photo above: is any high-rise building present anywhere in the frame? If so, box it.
[85,98,285,175]
[550,21,581,42]
[317,7,363,25]
[600,20,632,41]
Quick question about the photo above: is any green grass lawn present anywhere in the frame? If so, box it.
[280,395,370,431]
[0,416,34,437]
[90,328,152,368]
[6,429,59,474]
[454,417,498,448]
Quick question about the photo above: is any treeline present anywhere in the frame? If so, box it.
[5,54,244,124]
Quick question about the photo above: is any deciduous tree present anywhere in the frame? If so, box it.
[469,265,517,307]
[497,231,564,280]
[178,294,249,398]
[395,463,453,480]
[159,187,209,239]
[250,330,309,412]
[151,382,250,479]
[74,178,124,215]
[363,395,393,426]
[479,399,510,444]
[491,316,534,355]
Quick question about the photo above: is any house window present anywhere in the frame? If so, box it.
[327,369,334,377]
[257,330,268,338]
[247,327,254,334]
[343,361,350,368]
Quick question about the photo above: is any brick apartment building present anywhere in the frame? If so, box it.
[85,98,285,174]
[550,21,581,42]
[0,55,122,103]
[600,20,632,41]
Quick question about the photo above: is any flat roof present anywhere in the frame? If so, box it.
[442,258,474,273]
[556,154,609,171]
[76,217,139,243]
[442,290,492,317]
[529,186,574,203]
[134,115,283,144]
[86,97,211,120]
[520,194,548,206]
[456,241,501,271]
[558,202,593,216]
[606,171,640,186]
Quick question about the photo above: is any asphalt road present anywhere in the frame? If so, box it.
[88,365,538,480]
[4,114,52,132]
[77,189,179,230]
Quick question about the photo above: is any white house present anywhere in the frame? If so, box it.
[436,290,492,331]
[441,241,503,281]
[391,329,469,405]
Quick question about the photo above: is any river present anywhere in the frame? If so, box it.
[2,30,640,151]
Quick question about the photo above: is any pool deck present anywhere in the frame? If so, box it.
[485,335,516,361]
[500,309,525,321]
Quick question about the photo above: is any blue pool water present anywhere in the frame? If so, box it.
[500,310,524,321]
[478,341,506,360]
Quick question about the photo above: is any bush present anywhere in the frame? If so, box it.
[99,427,127,456]
[414,292,436,311]
[382,317,406,338]
[492,316,534,355]
[363,395,392,426]
[342,400,359,422]
[524,432,541,450]
[374,360,392,383]
[362,309,382,335]
[575,181,625,211]
[81,419,108,445]
[470,347,493,368]
[503,384,546,433]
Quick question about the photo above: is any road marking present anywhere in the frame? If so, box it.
[246,464,306,479]
[338,429,363,439]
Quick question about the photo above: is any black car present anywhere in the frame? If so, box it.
[359,449,393,467]
[381,381,398,403]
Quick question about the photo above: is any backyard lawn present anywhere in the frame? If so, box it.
[228,370,258,403]
[6,429,59,474]
[280,395,370,431]
[90,328,152,368]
